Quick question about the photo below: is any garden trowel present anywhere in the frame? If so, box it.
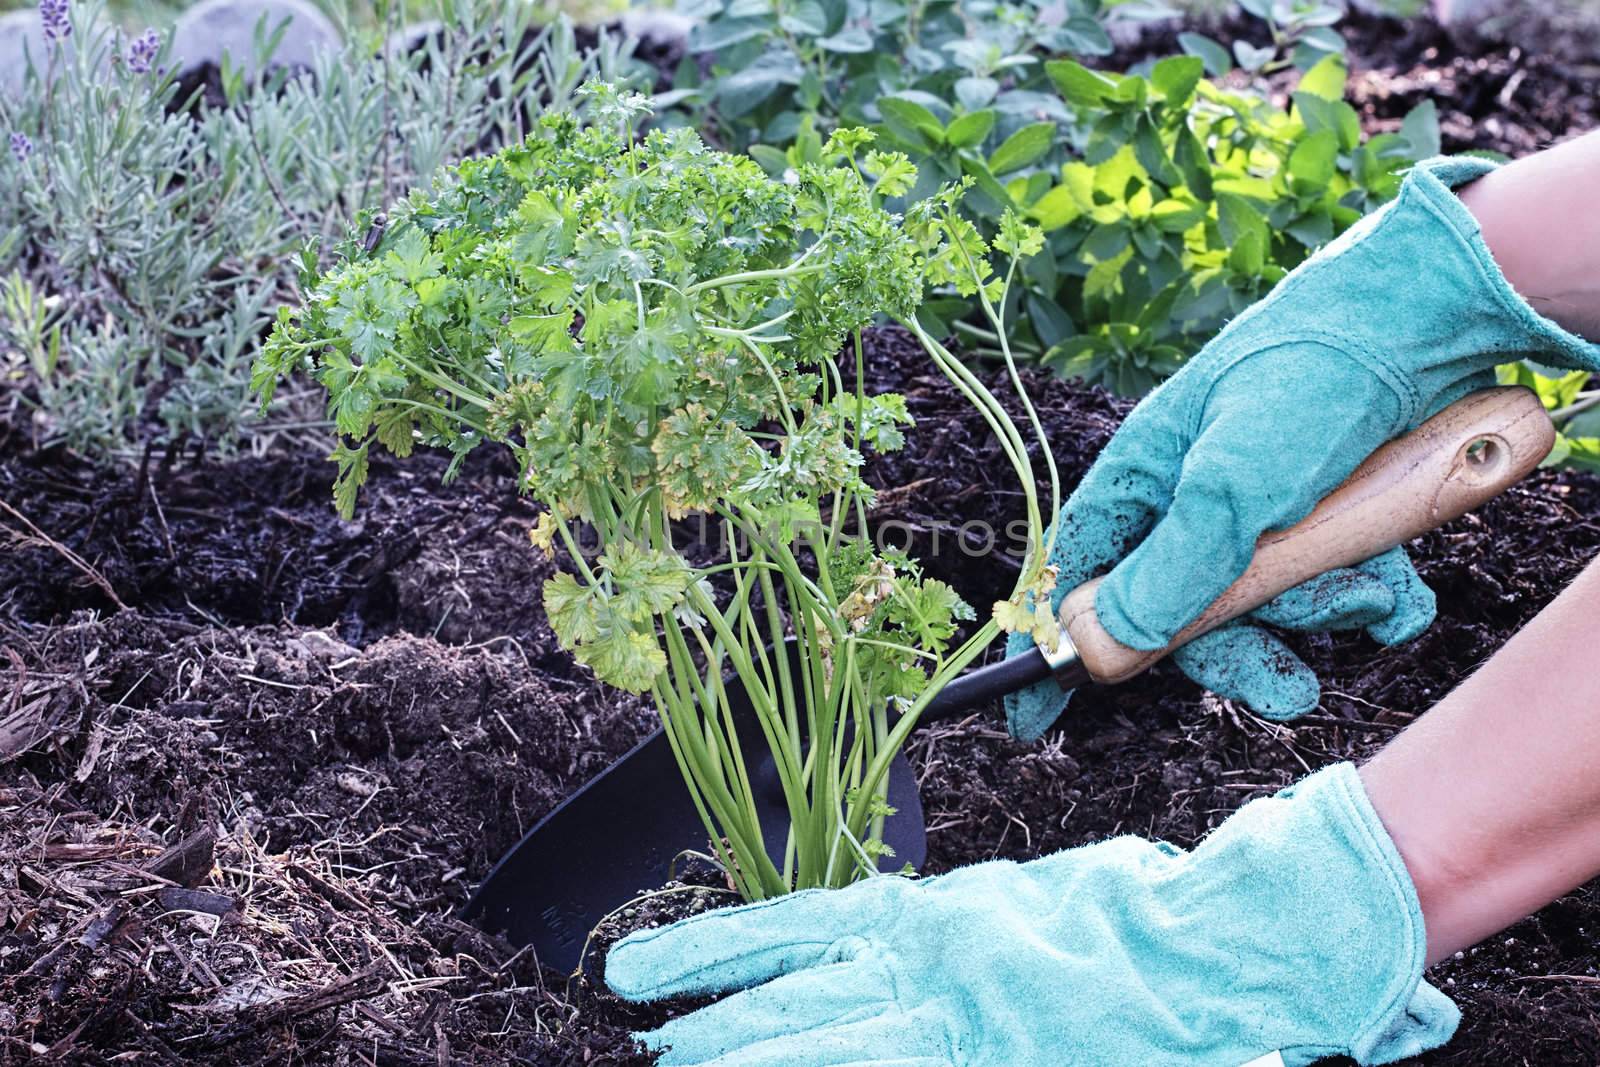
[466,386,1554,975]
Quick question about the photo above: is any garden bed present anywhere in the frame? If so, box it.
[5,326,1600,1065]
[5,8,1600,1066]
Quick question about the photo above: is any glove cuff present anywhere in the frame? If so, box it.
[1305,763,1460,1064]
[1400,157,1600,409]
[1198,763,1460,1065]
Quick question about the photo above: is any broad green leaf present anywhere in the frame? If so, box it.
[1173,125,1213,199]
[1055,14,1113,56]
[1299,25,1346,54]
[879,96,946,147]
[747,143,790,175]
[988,122,1057,176]
[1045,59,1115,108]
[1228,230,1266,276]
[955,75,999,110]
[778,0,827,36]
[718,62,798,118]
[1287,129,1339,190]
[1092,144,1146,202]
[1133,115,1180,187]
[1330,100,1363,152]
[1026,292,1077,349]
[1150,198,1204,233]
[1178,32,1232,76]
[1294,92,1362,152]
[1400,100,1442,159]
[688,17,766,52]
[817,26,873,52]
[1284,208,1334,247]
[1233,40,1275,72]
[1027,182,1084,230]
[1084,244,1133,299]
[1296,52,1347,102]
[945,109,996,149]
[1150,55,1204,106]
[1217,192,1269,250]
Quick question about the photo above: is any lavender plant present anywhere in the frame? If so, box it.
[0,0,645,457]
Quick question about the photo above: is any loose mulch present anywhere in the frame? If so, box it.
[6,323,1600,1064]
[4,11,1599,1066]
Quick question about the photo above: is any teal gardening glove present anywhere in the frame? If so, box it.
[1006,156,1600,740]
[606,763,1459,1065]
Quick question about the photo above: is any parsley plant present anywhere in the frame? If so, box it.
[256,83,1060,900]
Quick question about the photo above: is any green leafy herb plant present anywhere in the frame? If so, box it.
[256,84,1061,901]
[659,0,1117,150]
[1498,362,1600,474]
[858,52,1441,394]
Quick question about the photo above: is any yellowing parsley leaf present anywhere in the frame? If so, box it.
[577,624,667,694]
[544,572,602,646]
[528,512,559,559]
[601,541,692,622]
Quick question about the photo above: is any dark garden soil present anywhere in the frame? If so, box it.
[6,323,1600,1065]
[1113,5,1600,157]
[5,12,1600,1066]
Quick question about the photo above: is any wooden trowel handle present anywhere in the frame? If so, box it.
[1058,386,1555,686]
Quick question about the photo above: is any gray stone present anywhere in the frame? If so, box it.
[170,0,341,78]
[0,10,130,98]
[1428,0,1511,23]
[617,9,695,48]
[0,10,53,97]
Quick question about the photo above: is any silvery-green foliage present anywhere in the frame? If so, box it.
[661,0,1119,149]
[0,0,640,459]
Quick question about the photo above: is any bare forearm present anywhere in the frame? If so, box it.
[1361,554,1600,965]
[1457,129,1600,342]
[1367,136,1600,965]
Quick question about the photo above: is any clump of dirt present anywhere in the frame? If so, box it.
[1,769,653,1065]
[8,612,655,903]
[0,431,574,661]
[1344,13,1599,157]
[1,610,658,1064]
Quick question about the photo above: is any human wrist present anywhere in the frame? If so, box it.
[1357,758,1477,966]
[1456,132,1600,343]
[1393,160,1600,409]
[1189,763,1457,1063]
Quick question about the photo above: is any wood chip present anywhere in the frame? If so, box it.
[145,827,216,888]
[156,887,237,917]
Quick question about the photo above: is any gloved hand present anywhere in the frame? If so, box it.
[606,763,1459,1066]
[1005,156,1600,741]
